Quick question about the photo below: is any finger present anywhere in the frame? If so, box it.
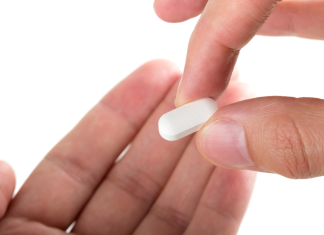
[132,80,254,235]
[155,0,324,40]
[175,0,279,107]
[223,68,240,83]
[72,82,192,235]
[154,0,207,23]
[197,96,324,179]
[0,161,15,219]
[258,0,324,40]
[132,136,213,235]
[184,168,256,235]
[6,60,181,229]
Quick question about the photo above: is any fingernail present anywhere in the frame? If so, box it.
[174,76,183,107]
[199,119,253,168]
[176,76,183,97]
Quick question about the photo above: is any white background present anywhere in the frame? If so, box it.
[1,1,324,234]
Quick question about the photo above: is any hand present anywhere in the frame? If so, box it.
[154,0,324,106]
[154,0,324,179]
[0,60,256,235]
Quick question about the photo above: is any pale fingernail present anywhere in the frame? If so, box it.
[199,119,253,168]
[174,76,183,107]
[176,76,183,97]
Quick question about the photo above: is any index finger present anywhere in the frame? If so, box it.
[174,0,279,107]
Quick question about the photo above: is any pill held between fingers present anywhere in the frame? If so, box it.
[158,98,218,141]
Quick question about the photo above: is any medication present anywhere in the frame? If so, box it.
[158,98,218,141]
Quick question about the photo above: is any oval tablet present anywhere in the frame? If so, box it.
[158,98,218,141]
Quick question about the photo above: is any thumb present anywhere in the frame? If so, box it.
[197,96,324,179]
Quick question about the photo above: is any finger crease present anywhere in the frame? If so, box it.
[44,157,96,189]
[107,162,162,204]
[291,119,310,178]
[200,201,239,226]
[150,205,191,232]
[98,100,140,131]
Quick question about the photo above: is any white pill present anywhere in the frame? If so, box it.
[158,98,218,141]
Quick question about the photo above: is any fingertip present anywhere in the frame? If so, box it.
[154,0,207,23]
[0,161,15,219]
[154,0,180,23]
[231,68,240,81]
[174,79,206,108]
[195,130,218,167]
[0,161,16,195]
[143,60,183,96]
[139,59,182,85]
[174,91,192,108]
[195,81,257,169]
[174,96,183,108]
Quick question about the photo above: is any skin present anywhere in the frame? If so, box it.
[0,60,256,234]
[154,0,324,106]
[154,0,324,179]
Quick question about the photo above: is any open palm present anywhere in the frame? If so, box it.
[0,60,256,235]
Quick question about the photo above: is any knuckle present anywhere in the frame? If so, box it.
[45,155,98,188]
[264,114,312,179]
[150,204,190,232]
[199,200,239,226]
[107,162,161,203]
